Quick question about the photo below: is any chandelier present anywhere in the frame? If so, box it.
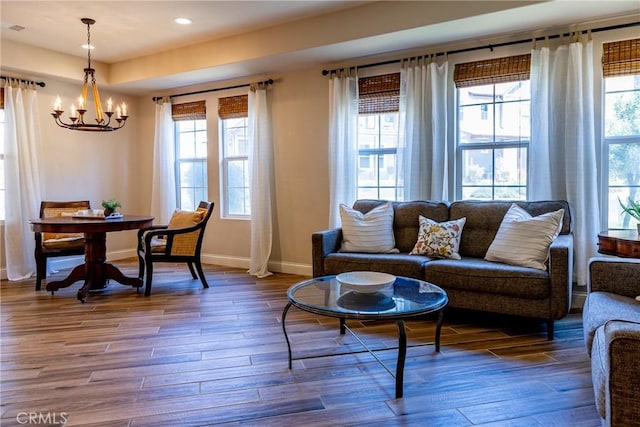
[51,18,128,132]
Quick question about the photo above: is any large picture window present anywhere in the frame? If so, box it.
[455,55,530,200]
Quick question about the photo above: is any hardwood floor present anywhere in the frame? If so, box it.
[1,260,600,426]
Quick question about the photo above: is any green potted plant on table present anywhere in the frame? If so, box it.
[101,197,121,217]
[618,197,640,234]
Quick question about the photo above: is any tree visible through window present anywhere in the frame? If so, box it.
[605,74,640,229]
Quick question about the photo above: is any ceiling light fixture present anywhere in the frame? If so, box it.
[52,18,128,132]
[174,17,192,25]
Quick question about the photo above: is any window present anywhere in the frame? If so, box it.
[172,101,208,211]
[455,55,530,200]
[357,73,401,200]
[603,39,640,229]
[219,95,250,217]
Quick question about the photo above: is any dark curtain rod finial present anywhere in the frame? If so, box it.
[0,75,46,87]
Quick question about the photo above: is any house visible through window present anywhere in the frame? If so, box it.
[455,55,530,200]
[357,73,401,200]
[602,38,640,229]
[172,101,208,211]
[219,94,250,217]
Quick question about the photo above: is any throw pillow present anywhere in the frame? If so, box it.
[410,216,466,260]
[339,202,397,253]
[484,204,564,270]
[167,209,205,229]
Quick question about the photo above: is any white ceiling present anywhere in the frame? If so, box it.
[2,1,639,94]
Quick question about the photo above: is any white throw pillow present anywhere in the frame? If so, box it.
[410,216,466,260]
[485,204,565,271]
[339,202,397,253]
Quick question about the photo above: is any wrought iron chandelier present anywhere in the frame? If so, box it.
[51,18,128,132]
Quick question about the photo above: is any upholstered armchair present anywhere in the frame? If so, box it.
[137,201,214,296]
[583,257,640,426]
[34,200,90,291]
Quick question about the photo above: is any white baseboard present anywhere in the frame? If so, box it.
[202,254,312,277]
[572,291,587,311]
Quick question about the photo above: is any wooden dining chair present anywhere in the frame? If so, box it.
[34,200,91,290]
[137,201,215,296]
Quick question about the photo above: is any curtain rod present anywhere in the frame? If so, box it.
[0,75,46,87]
[321,21,640,76]
[152,78,273,102]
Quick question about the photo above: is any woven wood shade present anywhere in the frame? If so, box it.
[218,95,248,119]
[358,73,400,114]
[171,100,206,121]
[0,87,3,109]
[454,54,531,88]
[603,38,640,78]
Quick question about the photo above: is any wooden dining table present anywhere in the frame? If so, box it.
[30,215,154,302]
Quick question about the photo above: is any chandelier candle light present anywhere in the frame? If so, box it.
[51,18,128,131]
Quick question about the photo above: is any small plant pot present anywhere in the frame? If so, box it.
[104,208,114,217]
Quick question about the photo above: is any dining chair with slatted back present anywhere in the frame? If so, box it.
[35,200,91,290]
[137,201,214,296]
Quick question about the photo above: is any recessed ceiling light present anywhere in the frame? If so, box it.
[174,17,192,25]
[81,44,95,50]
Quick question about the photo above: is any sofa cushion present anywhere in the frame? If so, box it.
[339,202,396,253]
[324,253,429,278]
[353,200,450,253]
[449,200,572,258]
[484,206,564,271]
[582,291,640,352]
[424,257,550,299]
[410,216,466,260]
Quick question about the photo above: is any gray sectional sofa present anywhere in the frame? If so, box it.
[312,199,574,339]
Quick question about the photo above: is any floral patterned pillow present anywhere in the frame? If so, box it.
[409,216,466,259]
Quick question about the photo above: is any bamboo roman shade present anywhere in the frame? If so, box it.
[358,73,400,114]
[602,38,640,77]
[171,100,206,121]
[0,88,4,109]
[454,54,531,88]
[218,95,248,119]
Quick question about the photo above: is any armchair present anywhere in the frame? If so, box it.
[583,257,640,426]
[137,201,214,296]
[34,200,90,291]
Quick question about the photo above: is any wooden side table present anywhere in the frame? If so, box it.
[597,229,640,258]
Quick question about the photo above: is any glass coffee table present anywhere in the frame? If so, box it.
[282,274,448,398]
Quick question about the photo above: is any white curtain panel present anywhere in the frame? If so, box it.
[150,102,176,224]
[3,81,43,280]
[247,86,274,278]
[328,71,358,228]
[398,58,449,201]
[530,40,600,286]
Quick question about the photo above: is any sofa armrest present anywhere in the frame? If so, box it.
[312,229,343,277]
[602,320,640,425]
[547,234,574,319]
[588,257,640,298]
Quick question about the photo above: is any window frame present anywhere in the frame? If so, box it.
[220,116,250,219]
[174,118,208,212]
[602,74,640,230]
[456,81,530,201]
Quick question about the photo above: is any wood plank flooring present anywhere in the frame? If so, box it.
[1,260,600,426]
